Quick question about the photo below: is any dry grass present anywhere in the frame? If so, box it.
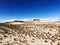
[0,21,60,45]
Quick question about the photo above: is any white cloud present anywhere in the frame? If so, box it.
[3,18,31,22]
[1,17,60,23]
[4,19,17,22]
[19,18,31,21]
[40,17,60,22]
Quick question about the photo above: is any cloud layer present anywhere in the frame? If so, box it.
[1,17,60,23]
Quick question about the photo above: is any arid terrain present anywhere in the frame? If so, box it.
[0,20,60,45]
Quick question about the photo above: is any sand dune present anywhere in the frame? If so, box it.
[0,20,60,45]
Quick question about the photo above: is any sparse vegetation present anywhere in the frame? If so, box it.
[0,22,60,45]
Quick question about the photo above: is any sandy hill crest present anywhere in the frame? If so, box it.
[0,19,60,45]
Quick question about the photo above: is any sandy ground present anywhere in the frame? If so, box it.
[0,21,60,45]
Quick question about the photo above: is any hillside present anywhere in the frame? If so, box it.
[0,21,60,45]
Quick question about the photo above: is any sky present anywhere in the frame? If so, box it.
[0,0,60,22]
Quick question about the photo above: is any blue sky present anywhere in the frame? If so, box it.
[0,0,60,22]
